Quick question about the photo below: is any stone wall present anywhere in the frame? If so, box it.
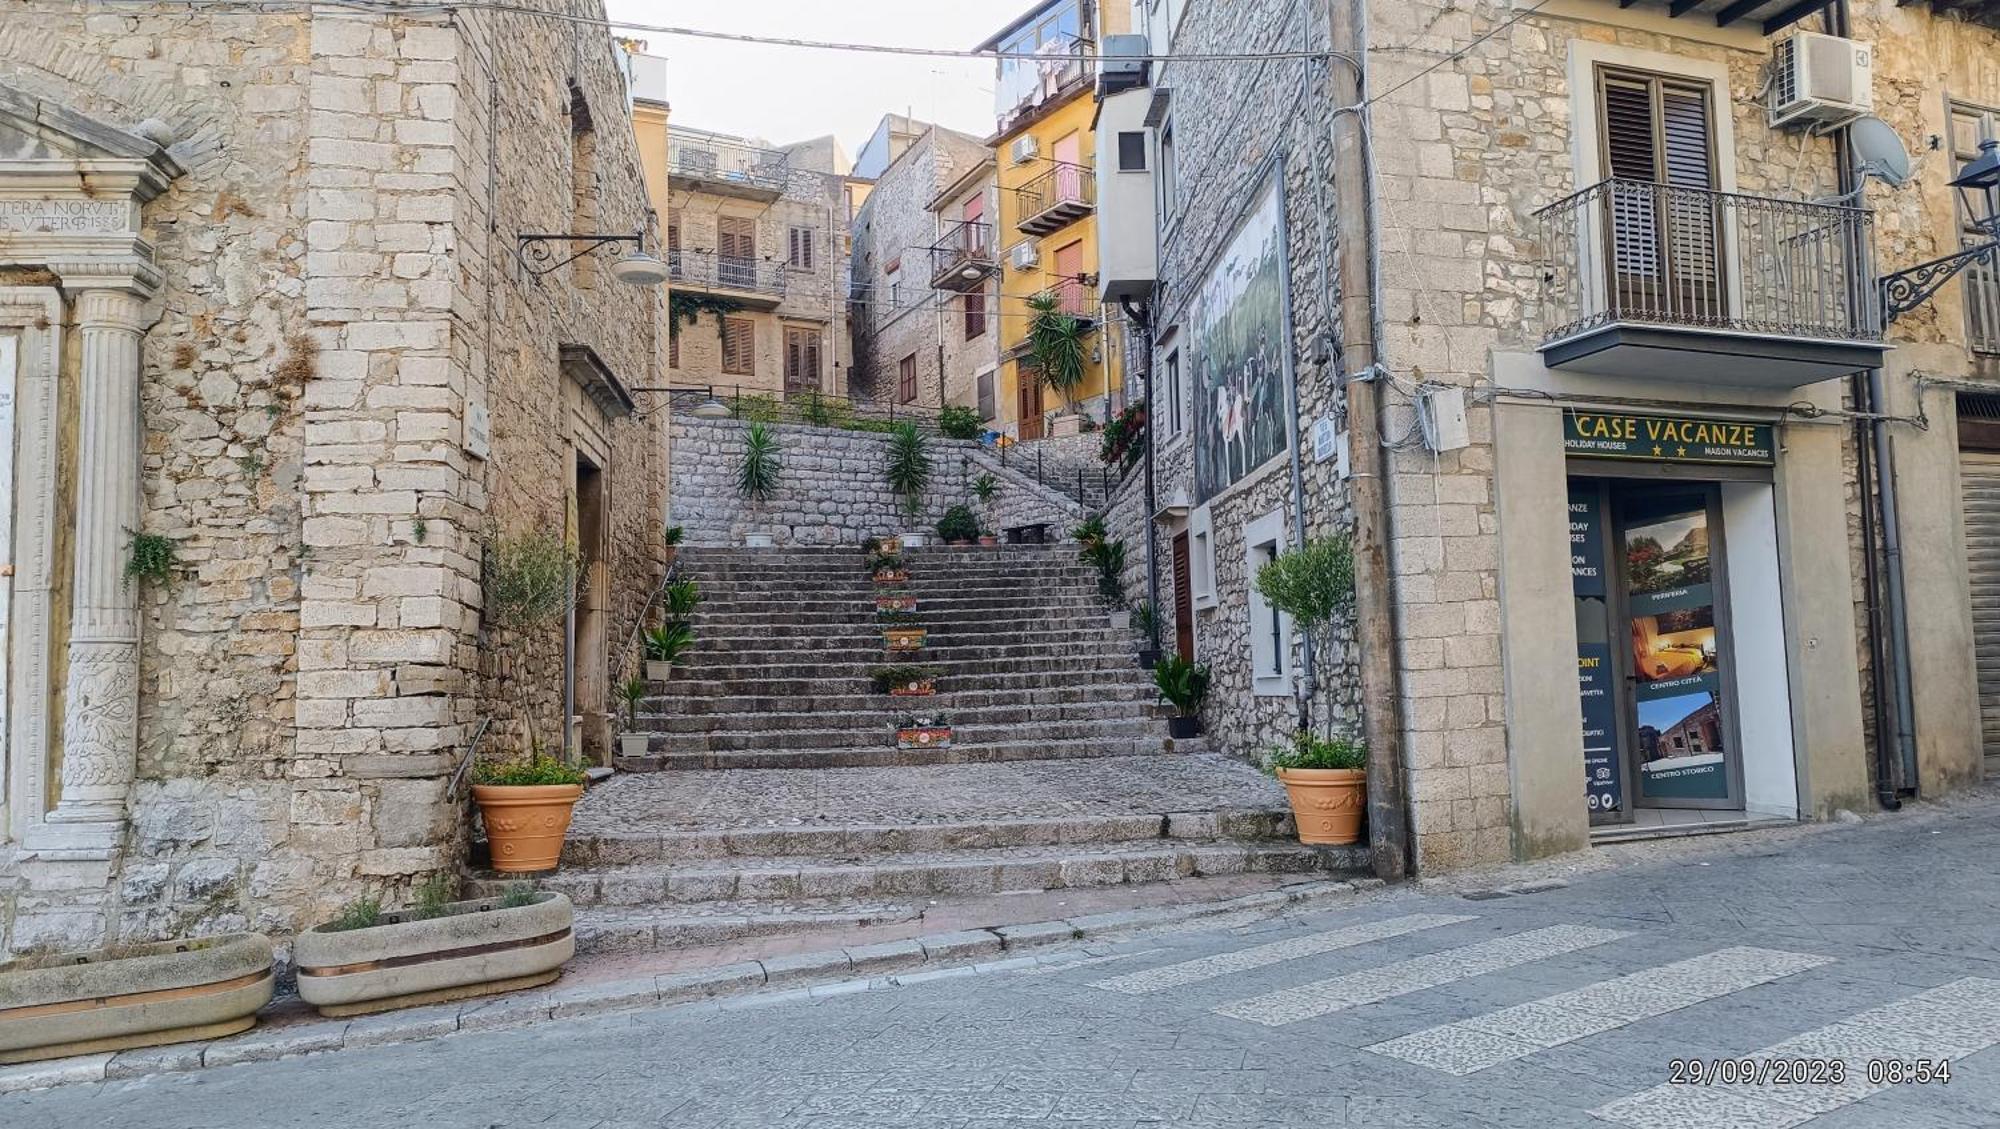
[670,417,1081,546]
[0,0,666,954]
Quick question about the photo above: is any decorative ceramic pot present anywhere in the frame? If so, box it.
[876,595,918,613]
[884,627,927,652]
[901,532,926,548]
[0,933,274,1064]
[873,569,910,584]
[875,537,902,555]
[1275,767,1367,846]
[977,535,999,547]
[889,680,936,697]
[473,784,583,873]
[896,726,953,749]
[744,533,774,548]
[295,893,574,1017]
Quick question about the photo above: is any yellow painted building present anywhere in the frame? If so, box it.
[979,0,1129,441]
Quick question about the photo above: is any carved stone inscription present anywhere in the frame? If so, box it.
[0,199,130,234]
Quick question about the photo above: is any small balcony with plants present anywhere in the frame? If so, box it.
[668,129,790,202]
[929,219,998,291]
[668,248,787,308]
[1015,162,1095,237]
[1536,178,1889,387]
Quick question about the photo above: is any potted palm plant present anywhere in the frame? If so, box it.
[878,605,927,652]
[471,753,588,873]
[615,676,651,758]
[1026,291,1089,422]
[663,524,684,570]
[885,422,932,523]
[1153,654,1210,739]
[972,474,1001,545]
[894,712,953,749]
[643,622,693,682]
[1263,732,1368,846]
[1132,600,1163,670]
[936,504,979,547]
[872,663,941,696]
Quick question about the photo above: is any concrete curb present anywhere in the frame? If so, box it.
[0,877,1375,1095]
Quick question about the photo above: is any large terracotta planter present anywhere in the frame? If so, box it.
[0,933,274,1064]
[473,783,583,873]
[1276,767,1367,846]
[296,893,574,1017]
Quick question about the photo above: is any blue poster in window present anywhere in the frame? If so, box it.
[1578,642,1622,814]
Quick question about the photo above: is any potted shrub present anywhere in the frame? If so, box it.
[471,754,588,873]
[872,663,941,696]
[1264,731,1368,846]
[1153,655,1210,739]
[615,676,651,759]
[936,504,979,547]
[939,404,983,440]
[295,881,574,1018]
[878,606,927,652]
[643,622,693,682]
[1132,600,1163,669]
[894,712,953,749]
[0,933,275,1064]
[663,524,684,570]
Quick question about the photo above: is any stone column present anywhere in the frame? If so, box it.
[42,285,148,852]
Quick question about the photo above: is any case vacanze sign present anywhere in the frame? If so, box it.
[1563,410,1774,466]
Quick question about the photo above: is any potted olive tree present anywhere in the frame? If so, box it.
[1253,535,1365,846]
[1153,654,1210,739]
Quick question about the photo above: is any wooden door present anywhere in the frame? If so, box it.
[1017,368,1044,441]
[1052,133,1083,205]
[1171,532,1195,661]
[1053,240,1086,315]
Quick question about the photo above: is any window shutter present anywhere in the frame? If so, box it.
[804,331,821,378]
[1601,77,1656,182]
[722,317,753,375]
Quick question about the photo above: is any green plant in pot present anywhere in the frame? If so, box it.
[972,474,1001,545]
[643,622,694,681]
[1131,599,1164,670]
[1153,654,1210,739]
[936,504,979,546]
[663,524,684,569]
[470,753,589,873]
[1026,291,1088,417]
[1262,731,1368,846]
[885,422,932,520]
[872,663,942,696]
[939,405,983,440]
[664,577,702,623]
[615,676,652,759]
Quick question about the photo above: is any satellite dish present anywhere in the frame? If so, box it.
[1850,116,1913,188]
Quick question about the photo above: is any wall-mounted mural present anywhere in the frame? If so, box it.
[1190,169,1292,503]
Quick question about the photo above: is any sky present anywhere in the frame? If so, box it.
[605,1,1027,159]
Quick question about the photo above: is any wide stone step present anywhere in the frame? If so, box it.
[470,839,1352,911]
[650,684,1159,716]
[557,810,1296,866]
[640,700,1164,734]
[662,670,1155,697]
[630,716,1158,752]
[612,734,1180,770]
[677,641,1136,666]
[569,899,926,954]
[673,658,1152,683]
[692,613,1128,634]
[695,594,1115,614]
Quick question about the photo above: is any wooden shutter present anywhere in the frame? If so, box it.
[1963,449,2000,775]
[718,216,754,258]
[788,227,814,271]
[963,291,986,340]
[721,317,753,375]
[1172,532,1194,661]
[667,210,681,251]
[669,330,679,370]
[899,354,917,403]
[784,326,821,391]
[1599,69,1718,317]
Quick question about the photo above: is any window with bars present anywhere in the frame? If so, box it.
[963,289,987,340]
[788,226,816,271]
[898,353,918,404]
[721,317,754,375]
[1953,102,1999,355]
[1597,67,1721,320]
[784,326,822,391]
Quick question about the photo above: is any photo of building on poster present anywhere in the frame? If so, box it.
[1189,170,1292,503]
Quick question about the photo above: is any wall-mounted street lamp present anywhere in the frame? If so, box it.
[514,229,669,287]
[1880,138,2000,323]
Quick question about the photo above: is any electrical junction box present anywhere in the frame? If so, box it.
[1418,386,1471,453]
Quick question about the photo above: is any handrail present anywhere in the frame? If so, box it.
[446,716,494,802]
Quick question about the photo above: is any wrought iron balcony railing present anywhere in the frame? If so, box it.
[929,220,997,288]
[669,249,787,299]
[668,132,790,197]
[1537,178,1881,346]
[1015,163,1096,236]
[1037,279,1096,319]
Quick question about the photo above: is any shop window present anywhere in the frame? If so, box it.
[1245,507,1292,696]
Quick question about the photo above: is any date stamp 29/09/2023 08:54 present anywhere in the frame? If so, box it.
[1667,1058,1953,1087]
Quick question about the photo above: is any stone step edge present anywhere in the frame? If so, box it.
[0,877,1384,1097]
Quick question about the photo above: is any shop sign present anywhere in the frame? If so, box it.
[1563,410,1774,466]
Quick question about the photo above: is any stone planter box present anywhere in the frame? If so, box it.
[295,893,575,1018]
[0,933,274,1064]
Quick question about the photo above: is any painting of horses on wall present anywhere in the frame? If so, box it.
[1189,170,1292,504]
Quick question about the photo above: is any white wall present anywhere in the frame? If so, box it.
[1093,86,1158,302]
[1722,480,1799,819]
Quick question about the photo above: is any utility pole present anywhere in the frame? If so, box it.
[1326,0,1410,881]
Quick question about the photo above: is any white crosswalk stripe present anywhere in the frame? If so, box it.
[1211,924,1630,1028]
[1590,976,2000,1129]
[1089,913,1477,995]
[1364,946,1833,1075]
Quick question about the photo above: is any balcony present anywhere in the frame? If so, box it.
[1015,163,1095,237]
[669,131,789,203]
[929,220,998,291]
[1038,278,1096,320]
[669,249,786,308]
[1538,178,1889,388]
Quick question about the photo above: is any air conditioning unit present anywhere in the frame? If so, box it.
[1010,241,1040,270]
[1770,32,1872,131]
[1009,134,1039,164]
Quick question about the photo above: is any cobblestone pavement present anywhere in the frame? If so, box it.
[569,754,1292,835]
[13,791,2000,1128]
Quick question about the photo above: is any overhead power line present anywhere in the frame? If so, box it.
[87,0,1349,63]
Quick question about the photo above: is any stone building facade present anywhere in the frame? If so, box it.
[1109,0,1999,871]
[848,120,998,412]
[0,0,668,954]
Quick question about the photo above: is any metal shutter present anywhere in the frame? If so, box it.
[1960,448,2000,774]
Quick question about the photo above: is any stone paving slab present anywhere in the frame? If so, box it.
[570,753,1295,835]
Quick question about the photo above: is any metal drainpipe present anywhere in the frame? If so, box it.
[1121,296,1162,652]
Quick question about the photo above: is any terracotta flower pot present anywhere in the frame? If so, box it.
[978,535,999,547]
[873,569,910,584]
[889,680,936,697]
[896,726,953,749]
[875,537,902,554]
[473,784,583,873]
[1276,767,1367,846]
[884,627,927,652]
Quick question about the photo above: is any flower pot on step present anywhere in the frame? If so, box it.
[0,933,275,1064]
[901,532,926,547]
[1167,714,1202,739]
[889,679,936,697]
[645,660,672,682]
[978,534,999,547]
[617,732,651,758]
[874,536,902,554]
[884,627,927,652]
[743,532,774,548]
[1275,767,1367,846]
[1136,648,1162,670]
[873,569,910,584]
[295,893,575,1018]
[1108,610,1132,631]
[896,726,953,749]
[876,594,917,613]
[473,783,583,873]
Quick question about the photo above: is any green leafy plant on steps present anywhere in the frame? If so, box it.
[125,532,177,587]
[499,884,539,909]
[738,422,781,502]
[1152,654,1210,718]
[643,622,695,665]
[1253,534,1356,737]
[936,504,979,544]
[1025,291,1089,408]
[470,755,588,787]
[663,525,685,547]
[616,676,651,724]
[972,473,999,505]
[884,422,932,517]
[870,664,942,693]
[1081,537,1126,602]
[408,873,457,921]
[939,405,983,440]
[1070,514,1107,549]
[664,578,702,623]
[1262,730,1367,774]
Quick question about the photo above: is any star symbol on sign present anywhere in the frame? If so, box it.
[1677,446,1687,457]
[1652,445,1662,456]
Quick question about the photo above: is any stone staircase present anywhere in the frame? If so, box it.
[471,544,1368,954]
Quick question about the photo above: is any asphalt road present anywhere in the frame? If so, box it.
[10,793,2000,1128]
